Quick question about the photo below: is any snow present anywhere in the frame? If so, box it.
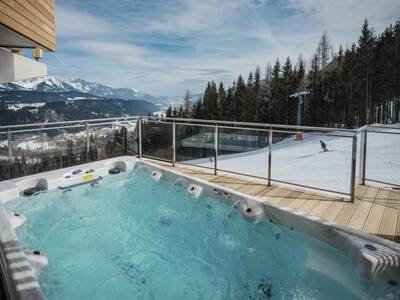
[7,103,45,111]
[10,75,70,91]
[16,140,56,151]
[0,75,182,107]
[66,97,91,100]
[186,125,400,194]
[0,140,7,148]
[364,125,400,185]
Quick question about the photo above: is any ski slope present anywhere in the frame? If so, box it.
[186,125,400,194]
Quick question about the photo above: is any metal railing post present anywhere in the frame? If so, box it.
[361,130,367,185]
[7,129,12,179]
[138,117,142,158]
[350,135,357,202]
[214,125,219,175]
[124,126,128,155]
[85,123,90,162]
[172,121,176,167]
[268,128,272,186]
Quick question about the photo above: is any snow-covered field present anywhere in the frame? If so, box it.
[186,125,400,194]
[365,126,400,186]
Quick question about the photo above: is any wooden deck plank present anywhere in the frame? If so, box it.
[321,202,345,221]
[375,189,390,202]
[287,198,307,209]
[277,190,302,207]
[258,186,288,196]
[333,202,359,226]
[378,207,399,240]
[209,176,248,189]
[362,186,379,202]
[356,185,369,198]
[334,186,370,226]
[387,190,400,210]
[396,215,400,242]
[297,199,321,214]
[347,201,373,230]
[259,187,293,204]
[362,188,390,235]
[146,159,400,241]
[237,183,270,196]
[362,204,386,235]
[310,201,332,217]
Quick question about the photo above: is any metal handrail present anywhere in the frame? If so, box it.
[367,124,400,130]
[144,116,358,133]
[0,116,139,131]
[139,117,358,201]
[143,120,355,138]
[1,116,399,202]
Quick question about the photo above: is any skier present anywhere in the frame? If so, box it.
[320,140,328,152]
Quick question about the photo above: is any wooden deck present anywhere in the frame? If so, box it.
[147,159,400,242]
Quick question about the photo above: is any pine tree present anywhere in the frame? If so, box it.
[217,82,226,120]
[182,90,191,118]
[282,57,295,124]
[172,106,177,117]
[357,19,375,124]
[318,32,332,68]
[235,75,247,121]
[166,106,172,117]
[270,59,282,123]
[202,81,219,119]
[188,18,400,127]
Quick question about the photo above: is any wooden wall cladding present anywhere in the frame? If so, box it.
[0,0,56,51]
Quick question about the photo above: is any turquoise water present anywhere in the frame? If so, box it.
[6,169,398,299]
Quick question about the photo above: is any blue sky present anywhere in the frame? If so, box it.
[42,0,400,97]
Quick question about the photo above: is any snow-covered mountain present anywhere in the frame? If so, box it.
[0,76,178,107]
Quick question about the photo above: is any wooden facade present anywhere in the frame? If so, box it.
[0,0,56,51]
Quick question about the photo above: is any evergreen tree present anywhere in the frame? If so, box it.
[318,32,332,68]
[187,18,400,128]
[166,106,172,117]
[217,82,226,120]
[182,90,191,117]
[357,19,376,124]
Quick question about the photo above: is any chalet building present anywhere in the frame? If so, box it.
[0,0,55,83]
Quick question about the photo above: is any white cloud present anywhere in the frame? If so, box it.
[57,5,114,38]
[52,0,400,96]
[143,0,243,34]
[286,0,400,31]
[76,40,157,68]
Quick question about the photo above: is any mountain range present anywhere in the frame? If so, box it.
[0,76,167,125]
[0,75,177,107]
[0,76,203,125]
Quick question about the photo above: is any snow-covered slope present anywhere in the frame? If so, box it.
[187,126,400,194]
[0,76,139,97]
[0,76,196,108]
[0,76,77,92]
[0,76,176,107]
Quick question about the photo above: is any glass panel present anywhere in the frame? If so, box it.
[126,121,138,155]
[9,126,87,178]
[365,131,400,186]
[271,131,353,194]
[142,120,172,161]
[0,133,9,180]
[176,124,215,167]
[217,127,268,178]
[88,123,126,161]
